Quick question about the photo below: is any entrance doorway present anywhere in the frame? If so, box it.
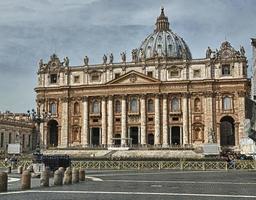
[48,120,58,147]
[171,126,180,145]
[114,134,121,146]
[147,133,154,145]
[91,128,100,146]
[220,116,235,146]
[130,127,139,145]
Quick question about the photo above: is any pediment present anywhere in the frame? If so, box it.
[106,70,160,85]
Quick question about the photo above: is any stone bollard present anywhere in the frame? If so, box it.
[18,166,23,174]
[63,168,72,185]
[58,167,65,177]
[7,166,11,174]
[40,169,49,187]
[79,168,85,181]
[72,168,79,184]
[0,172,8,192]
[21,170,31,190]
[53,170,63,186]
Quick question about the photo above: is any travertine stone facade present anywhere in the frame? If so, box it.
[0,112,34,153]
[35,9,250,152]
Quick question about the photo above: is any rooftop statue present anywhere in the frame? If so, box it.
[206,46,212,58]
[103,54,107,64]
[109,53,114,64]
[121,52,126,63]
[39,59,43,69]
[240,46,245,56]
[64,57,69,67]
[84,56,89,66]
[132,49,138,62]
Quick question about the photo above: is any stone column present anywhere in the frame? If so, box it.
[182,94,188,145]
[154,95,160,146]
[107,96,113,146]
[81,97,89,147]
[140,95,146,146]
[121,95,127,146]
[204,93,213,143]
[60,97,68,147]
[101,97,107,146]
[162,94,168,147]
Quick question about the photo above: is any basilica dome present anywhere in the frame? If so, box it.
[138,8,192,60]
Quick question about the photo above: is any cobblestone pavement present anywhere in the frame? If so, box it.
[0,169,256,200]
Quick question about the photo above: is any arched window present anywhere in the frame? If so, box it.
[130,97,138,113]
[147,99,154,113]
[92,100,100,113]
[194,98,201,112]
[171,97,179,112]
[115,100,121,113]
[223,96,232,110]
[50,103,57,114]
[74,102,80,114]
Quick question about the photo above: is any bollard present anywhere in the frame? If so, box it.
[7,166,11,174]
[40,169,49,187]
[0,172,8,192]
[63,168,72,185]
[79,168,85,181]
[72,168,79,184]
[18,166,23,174]
[21,170,31,190]
[58,167,65,177]
[53,170,63,186]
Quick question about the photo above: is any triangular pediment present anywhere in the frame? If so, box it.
[106,70,160,85]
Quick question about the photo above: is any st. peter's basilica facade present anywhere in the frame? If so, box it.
[35,8,250,152]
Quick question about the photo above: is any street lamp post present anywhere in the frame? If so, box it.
[27,109,51,152]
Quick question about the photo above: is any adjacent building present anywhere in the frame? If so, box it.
[35,9,250,153]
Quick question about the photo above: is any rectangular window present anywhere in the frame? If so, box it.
[74,75,80,83]
[169,69,179,78]
[193,69,201,78]
[222,64,231,76]
[9,133,11,144]
[22,134,25,148]
[28,135,31,148]
[147,71,153,77]
[115,73,120,79]
[50,74,57,84]
[0,133,4,148]
[115,118,121,122]
[91,74,100,82]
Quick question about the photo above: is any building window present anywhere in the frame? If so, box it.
[130,97,138,113]
[92,100,100,113]
[74,102,80,114]
[50,103,57,115]
[1,133,4,148]
[22,134,25,149]
[50,74,57,84]
[194,98,201,112]
[171,97,179,112]
[222,64,231,76]
[74,75,80,83]
[193,69,201,78]
[115,73,120,79]
[147,99,154,113]
[28,135,31,147]
[147,71,153,78]
[9,133,11,144]
[91,73,100,82]
[223,96,232,110]
[115,100,121,113]
[168,68,180,78]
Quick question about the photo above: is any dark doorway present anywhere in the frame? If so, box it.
[91,128,100,146]
[147,133,154,145]
[220,116,235,146]
[171,126,180,145]
[130,127,139,145]
[114,134,121,146]
[48,120,58,147]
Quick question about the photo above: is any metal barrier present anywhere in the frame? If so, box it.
[71,160,256,171]
[1,160,256,171]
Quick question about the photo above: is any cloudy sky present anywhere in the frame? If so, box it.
[0,0,256,113]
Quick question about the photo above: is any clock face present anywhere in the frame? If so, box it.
[222,50,231,59]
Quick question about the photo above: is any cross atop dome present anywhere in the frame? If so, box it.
[155,7,170,32]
